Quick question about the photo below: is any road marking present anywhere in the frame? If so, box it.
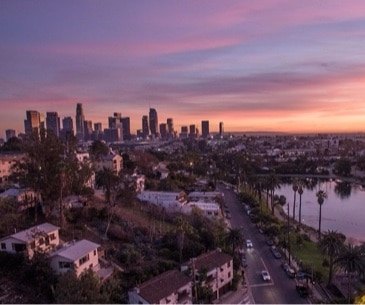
[249,282,274,288]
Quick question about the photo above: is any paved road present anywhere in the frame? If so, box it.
[218,183,309,304]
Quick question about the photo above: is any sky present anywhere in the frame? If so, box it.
[2,0,365,137]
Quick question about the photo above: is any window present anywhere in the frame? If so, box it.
[227,261,231,267]
[93,250,96,256]
[38,238,44,245]
[1,243,6,250]
[59,261,72,269]
[228,272,231,278]
[79,254,90,265]
[30,241,36,249]
[49,233,56,240]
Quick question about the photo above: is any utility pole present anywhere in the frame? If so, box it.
[287,202,291,266]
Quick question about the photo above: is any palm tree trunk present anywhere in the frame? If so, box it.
[299,194,302,226]
[319,205,322,241]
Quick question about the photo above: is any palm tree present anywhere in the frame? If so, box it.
[225,228,244,255]
[316,190,327,241]
[334,244,365,303]
[319,230,346,285]
[298,184,304,226]
[292,180,298,225]
[267,173,280,215]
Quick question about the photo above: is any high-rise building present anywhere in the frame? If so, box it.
[93,122,103,141]
[219,122,224,138]
[149,108,158,137]
[75,103,85,141]
[159,123,167,139]
[167,118,174,135]
[60,116,74,142]
[108,112,122,141]
[121,117,131,141]
[180,126,188,139]
[83,120,93,141]
[24,110,41,135]
[189,124,198,139]
[46,112,60,137]
[142,115,149,138]
[5,129,16,141]
[201,120,209,138]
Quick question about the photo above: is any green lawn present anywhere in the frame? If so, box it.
[289,235,329,283]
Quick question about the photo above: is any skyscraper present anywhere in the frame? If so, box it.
[24,110,41,135]
[108,112,122,141]
[149,108,158,137]
[219,122,224,138]
[142,115,149,138]
[159,123,167,139]
[83,120,93,141]
[167,118,174,138]
[201,120,209,138]
[121,117,131,141]
[46,112,60,137]
[75,103,85,141]
[60,116,74,141]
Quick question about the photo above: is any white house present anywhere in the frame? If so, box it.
[0,222,60,258]
[94,152,123,174]
[137,191,188,212]
[50,239,100,277]
[181,249,233,301]
[184,201,220,218]
[128,269,192,304]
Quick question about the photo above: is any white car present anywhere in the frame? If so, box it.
[261,270,271,281]
[246,239,253,248]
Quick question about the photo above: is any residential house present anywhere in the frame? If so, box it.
[0,152,25,184]
[50,239,100,278]
[137,191,187,212]
[0,222,60,258]
[128,269,192,304]
[94,152,123,174]
[0,187,41,211]
[181,248,233,301]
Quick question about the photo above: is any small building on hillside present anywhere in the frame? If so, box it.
[50,239,101,278]
[128,269,193,304]
[0,187,41,211]
[137,191,187,212]
[181,248,233,301]
[0,222,60,258]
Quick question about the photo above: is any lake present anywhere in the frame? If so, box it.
[276,179,365,244]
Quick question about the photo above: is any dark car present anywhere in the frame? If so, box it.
[296,284,309,297]
[266,238,274,246]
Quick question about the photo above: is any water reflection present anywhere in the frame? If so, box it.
[334,181,351,199]
[276,178,365,244]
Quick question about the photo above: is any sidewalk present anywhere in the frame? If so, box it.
[213,279,252,304]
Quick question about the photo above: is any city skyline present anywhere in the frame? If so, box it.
[2,1,365,137]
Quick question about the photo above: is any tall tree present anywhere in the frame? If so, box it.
[319,230,346,285]
[292,179,298,225]
[267,173,280,215]
[298,183,304,226]
[225,228,244,255]
[334,244,365,304]
[316,190,327,241]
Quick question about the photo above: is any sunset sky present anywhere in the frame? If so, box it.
[2,0,365,138]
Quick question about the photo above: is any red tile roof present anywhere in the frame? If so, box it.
[137,269,191,304]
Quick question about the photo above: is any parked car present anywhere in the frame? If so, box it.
[266,238,274,246]
[286,268,296,278]
[296,284,309,297]
[261,270,271,281]
[281,262,289,272]
[246,239,253,248]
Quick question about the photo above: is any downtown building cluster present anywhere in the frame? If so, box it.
[4,103,225,143]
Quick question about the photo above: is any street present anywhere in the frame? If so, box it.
[218,183,309,304]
